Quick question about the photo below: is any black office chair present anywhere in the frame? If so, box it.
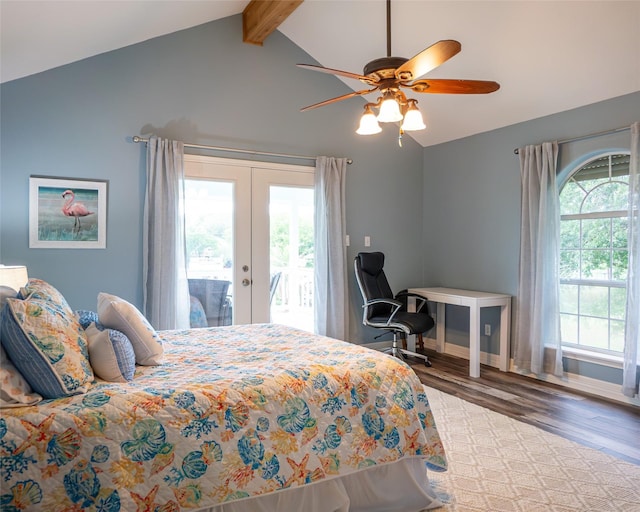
[354,252,433,366]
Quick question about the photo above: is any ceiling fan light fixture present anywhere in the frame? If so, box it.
[298,0,499,146]
[401,101,426,131]
[377,93,403,123]
[356,104,382,135]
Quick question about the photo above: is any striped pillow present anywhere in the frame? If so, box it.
[1,294,93,399]
[84,322,136,382]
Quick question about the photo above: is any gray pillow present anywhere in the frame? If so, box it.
[0,286,18,308]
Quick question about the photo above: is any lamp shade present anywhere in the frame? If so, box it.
[377,96,403,123]
[401,106,426,131]
[0,265,28,291]
[356,107,382,135]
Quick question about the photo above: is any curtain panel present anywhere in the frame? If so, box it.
[143,136,191,330]
[514,142,563,377]
[623,122,640,398]
[314,156,348,340]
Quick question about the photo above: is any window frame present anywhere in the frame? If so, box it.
[557,151,631,359]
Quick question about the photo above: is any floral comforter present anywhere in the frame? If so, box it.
[1,323,447,511]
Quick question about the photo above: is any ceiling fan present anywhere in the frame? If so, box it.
[297,0,500,141]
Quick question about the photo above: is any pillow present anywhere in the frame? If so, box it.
[0,285,18,309]
[76,309,99,330]
[189,295,208,328]
[97,292,163,365]
[1,295,94,399]
[0,286,19,344]
[84,322,136,382]
[19,278,70,309]
[0,346,43,408]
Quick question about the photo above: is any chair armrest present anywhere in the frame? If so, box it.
[394,291,429,313]
[362,298,403,325]
[364,297,402,308]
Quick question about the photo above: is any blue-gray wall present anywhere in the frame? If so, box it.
[421,91,640,385]
[0,15,424,345]
[1,13,638,393]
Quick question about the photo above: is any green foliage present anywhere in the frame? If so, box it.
[558,154,630,353]
[270,213,314,268]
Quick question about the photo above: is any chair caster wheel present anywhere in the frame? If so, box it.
[424,360,432,367]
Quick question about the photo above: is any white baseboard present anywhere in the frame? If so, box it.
[515,368,640,407]
[363,338,640,407]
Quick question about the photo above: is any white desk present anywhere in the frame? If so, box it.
[408,287,511,378]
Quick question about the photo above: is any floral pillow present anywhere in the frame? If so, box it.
[0,346,43,408]
[19,277,70,309]
[97,292,163,365]
[1,294,94,399]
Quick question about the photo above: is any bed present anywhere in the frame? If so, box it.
[0,280,447,512]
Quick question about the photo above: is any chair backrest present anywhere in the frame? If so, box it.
[188,278,231,326]
[354,252,395,319]
[269,272,281,305]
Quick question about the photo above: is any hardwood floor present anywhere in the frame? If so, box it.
[407,351,640,466]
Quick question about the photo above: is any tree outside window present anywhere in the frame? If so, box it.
[559,153,630,354]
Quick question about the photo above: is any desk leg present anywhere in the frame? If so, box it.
[436,303,445,353]
[469,306,480,378]
[499,301,511,372]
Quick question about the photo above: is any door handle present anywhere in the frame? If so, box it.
[242,278,252,287]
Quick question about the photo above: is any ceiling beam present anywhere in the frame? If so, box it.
[243,0,303,46]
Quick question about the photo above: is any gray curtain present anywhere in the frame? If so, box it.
[314,156,348,340]
[514,142,563,376]
[143,136,190,330]
[622,122,640,398]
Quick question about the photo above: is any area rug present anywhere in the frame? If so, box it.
[424,386,640,512]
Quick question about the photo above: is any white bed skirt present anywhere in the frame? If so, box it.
[202,458,443,512]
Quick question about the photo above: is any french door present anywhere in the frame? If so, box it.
[184,155,314,331]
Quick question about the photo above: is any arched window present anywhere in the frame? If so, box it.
[559,152,630,355]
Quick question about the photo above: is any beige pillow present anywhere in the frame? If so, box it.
[85,323,136,382]
[0,346,43,408]
[97,292,163,365]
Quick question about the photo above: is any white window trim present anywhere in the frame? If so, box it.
[558,151,631,359]
[561,345,623,369]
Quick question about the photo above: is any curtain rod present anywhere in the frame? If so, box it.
[132,136,353,165]
[513,125,631,154]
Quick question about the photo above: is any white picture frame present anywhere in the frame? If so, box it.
[29,176,108,249]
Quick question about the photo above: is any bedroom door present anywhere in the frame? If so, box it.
[184,155,314,330]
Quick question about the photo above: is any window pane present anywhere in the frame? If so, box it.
[560,250,580,279]
[610,287,627,320]
[581,250,610,280]
[560,314,578,344]
[580,285,609,318]
[610,320,625,352]
[582,218,610,249]
[582,182,623,213]
[185,180,233,280]
[612,250,628,280]
[559,180,585,215]
[609,182,631,211]
[579,316,609,350]
[612,217,628,249]
[558,152,630,356]
[559,284,578,314]
[560,219,580,249]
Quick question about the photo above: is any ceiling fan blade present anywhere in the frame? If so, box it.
[297,64,376,85]
[407,79,500,94]
[300,88,378,112]
[395,40,461,81]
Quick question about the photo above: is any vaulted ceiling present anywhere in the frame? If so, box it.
[2,1,638,147]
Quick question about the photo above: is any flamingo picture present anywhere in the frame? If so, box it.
[61,189,94,232]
